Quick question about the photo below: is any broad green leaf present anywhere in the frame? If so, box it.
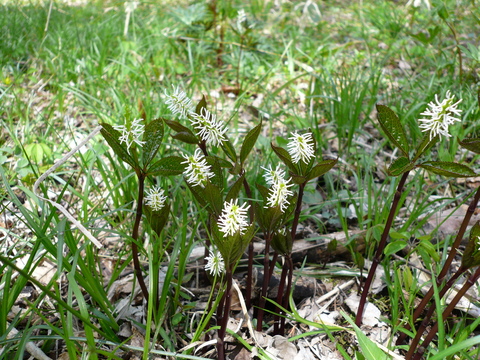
[305,159,337,182]
[148,156,185,176]
[163,119,195,135]
[24,142,51,163]
[221,138,237,162]
[290,173,307,185]
[100,123,136,169]
[271,143,295,173]
[387,156,415,176]
[225,173,245,203]
[419,161,476,178]
[384,240,407,257]
[412,133,439,162]
[172,131,199,144]
[195,95,207,115]
[342,312,388,360]
[376,104,409,158]
[204,182,223,216]
[462,221,480,269]
[459,138,480,154]
[255,183,270,201]
[207,156,224,189]
[240,121,262,165]
[186,181,208,208]
[144,202,170,237]
[142,119,164,168]
[271,230,293,255]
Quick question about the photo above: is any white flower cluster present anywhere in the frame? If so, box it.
[189,108,228,146]
[287,132,315,164]
[205,247,225,277]
[218,199,250,237]
[419,90,462,140]
[113,118,146,154]
[164,86,194,119]
[263,165,294,213]
[181,148,214,187]
[145,186,167,211]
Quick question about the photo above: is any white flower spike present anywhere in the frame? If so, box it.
[418,90,462,140]
[261,164,286,186]
[406,0,431,10]
[287,132,315,164]
[189,108,228,146]
[181,148,214,187]
[218,199,250,237]
[145,186,167,211]
[164,86,194,119]
[113,118,146,154]
[266,178,294,213]
[205,247,225,277]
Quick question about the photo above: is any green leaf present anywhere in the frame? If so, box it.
[413,133,439,162]
[164,119,195,135]
[271,143,295,173]
[462,221,480,269]
[240,121,262,165]
[459,138,480,154]
[376,104,409,158]
[419,161,476,178]
[384,240,407,257]
[204,182,223,216]
[207,156,224,189]
[290,173,307,185]
[144,202,170,237]
[148,156,185,176]
[100,123,136,169]
[24,142,52,163]
[437,4,449,20]
[305,159,337,182]
[271,230,293,255]
[172,131,199,144]
[225,173,245,203]
[221,138,237,162]
[429,336,480,360]
[342,312,388,360]
[142,119,164,168]
[387,156,415,176]
[256,183,270,201]
[195,95,207,115]
[186,181,208,208]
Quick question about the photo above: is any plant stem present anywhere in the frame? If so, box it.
[132,172,149,301]
[410,266,480,360]
[256,231,272,332]
[243,176,255,309]
[273,256,289,334]
[355,171,409,326]
[397,185,480,345]
[280,255,294,335]
[217,269,233,360]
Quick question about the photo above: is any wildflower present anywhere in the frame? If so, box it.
[189,108,228,146]
[205,247,225,277]
[266,178,294,212]
[181,148,214,187]
[145,186,167,211]
[164,86,194,119]
[218,199,250,237]
[287,132,315,164]
[406,0,431,10]
[419,90,462,140]
[262,164,286,186]
[113,118,145,154]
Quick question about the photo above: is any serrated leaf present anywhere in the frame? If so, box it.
[100,123,136,169]
[459,138,480,154]
[271,143,295,173]
[419,161,476,178]
[148,156,185,176]
[271,230,293,255]
[376,104,409,158]
[172,131,199,144]
[240,121,262,165]
[387,156,415,176]
[186,181,208,208]
[305,159,337,182]
[221,138,237,162]
[206,156,224,189]
[225,173,245,203]
[413,133,439,161]
[142,119,164,168]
